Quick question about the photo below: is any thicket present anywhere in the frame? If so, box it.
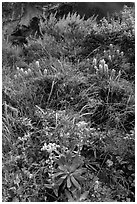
[2,5,135,202]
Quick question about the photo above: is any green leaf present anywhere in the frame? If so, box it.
[73,174,86,182]
[44,184,53,189]
[67,176,72,188]
[56,175,67,186]
[12,197,19,202]
[70,175,81,190]
[80,191,89,201]
[65,189,74,202]
[54,158,64,166]
[52,171,66,178]
[53,187,59,197]
[59,155,66,165]
[72,168,86,175]
[58,165,66,171]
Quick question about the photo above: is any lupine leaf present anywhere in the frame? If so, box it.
[52,171,66,178]
[80,191,89,201]
[67,175,72,188]
[70,175,81,190]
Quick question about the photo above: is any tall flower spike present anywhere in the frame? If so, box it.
[109,44,113,51]
[93,58,97,66]
[35,61,40,68]
[121,51,124,57]
[100,59,105,66]
[44,69,47,76]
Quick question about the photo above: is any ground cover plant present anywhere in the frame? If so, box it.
[2,2,135,202]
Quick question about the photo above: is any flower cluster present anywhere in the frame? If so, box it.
[41,142,60,153]
[14,61,48,79]
[14,67,32,79]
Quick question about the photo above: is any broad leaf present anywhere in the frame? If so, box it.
[80,191,89,201]
[67,175,72,188]
[65,189,74,202]
[56,175,67,186]
[70,175,81,190]
[52,171,66,178]
[44,184,52,189]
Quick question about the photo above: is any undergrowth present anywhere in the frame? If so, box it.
[2,5,135,202]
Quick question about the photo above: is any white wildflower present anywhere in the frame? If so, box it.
[109,44,113,50]
[35,61,40,67]
[100,59,105,66]
[28,68,32,73]
[93,58,97,66]
[43,69,47,76]
[116,49,120,55]
[108,55,112,61]
[106,159,113,167]
[24,71,28,75]
[121,51,124,57]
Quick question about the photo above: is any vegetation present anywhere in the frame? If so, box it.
[2,3,135,202]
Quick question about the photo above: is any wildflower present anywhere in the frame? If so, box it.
[108,55,112,61]
[20,68,24,72]
[116,49,120,55]
[17,67,20,70]
[112,55,115,59]
[43,69,47,76]
[109,44,113,50]
[94,66,98,70]
[99,64,103,74]
[103,50,107,55]
[121,51,124,57]
[94,180,99,191]
[24,71,28,75]
[111,69,116,79]
[87,58,90,62]
[106,159,113,167]
[28,68,32,73]
[100,59,105,66]
[35,61,40,67]
[93,58,97,66]
[41,142,59,153]
[76,121,88,128]
[104,64,108,73]
[29,174,33,179]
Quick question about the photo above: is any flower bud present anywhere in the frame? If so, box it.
[43,69,47,76]
[104,64,108,74]
[93,58,97,66]
[115,70,121,81]
[121,51,124,57]
[99,64,103,74]
[94,66,98,70]
[20,68,24,72]
[109,44,113,50]
[108,55,111,61]
[116,49,120,55]
[111,69,116,79]
[28,68,31,73]
[35,61,40,67]
[104,50,107,55]
[14,74,17,79]
[17,67,20,71]
[112,55,115,59]
[100,59,105,66]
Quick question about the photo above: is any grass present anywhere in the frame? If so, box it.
[2,5,135,202]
